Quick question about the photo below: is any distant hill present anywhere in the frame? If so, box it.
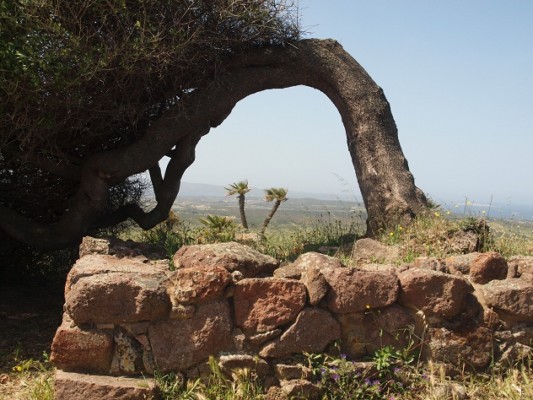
[144,182,533,220]
[166,181,359,202]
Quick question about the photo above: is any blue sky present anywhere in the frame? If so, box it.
[180,0,533,208]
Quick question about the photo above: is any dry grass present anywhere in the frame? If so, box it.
[379,210,533,262]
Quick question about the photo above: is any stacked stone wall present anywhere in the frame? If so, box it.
[51,238,533,399]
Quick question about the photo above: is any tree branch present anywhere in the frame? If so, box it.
[93,133,200,230]
[1,39,427,248]
[148,164,163,200]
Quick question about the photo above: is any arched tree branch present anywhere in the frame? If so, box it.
[0,39,428,248]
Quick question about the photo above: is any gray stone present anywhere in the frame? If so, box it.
[110,327,144,375]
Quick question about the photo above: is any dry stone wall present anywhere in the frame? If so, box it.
[51,238,533,399]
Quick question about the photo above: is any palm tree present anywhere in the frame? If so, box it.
[260,188,288,236]
[199,215,236,243]
[225,180,251,230]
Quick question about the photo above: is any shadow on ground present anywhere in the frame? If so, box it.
[0,285,64,372]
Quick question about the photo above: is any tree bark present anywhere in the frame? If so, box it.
[261,201,281,236]
[0,39,428,248]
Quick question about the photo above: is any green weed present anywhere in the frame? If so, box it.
[304,344,415,400]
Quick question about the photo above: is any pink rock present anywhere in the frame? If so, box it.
[482,279,533,322]
[321,268,399,313]
[274,252,343,279]
[469,252,508,284]
[425,326,493,369]
[411,257,448,273]
[446,230,481,254]
[54,370,158,400]
[338,305,415,359]
[507,256,533,283]
[148,300,232,372]
[259,308,340,358]
[65,254,169,293]
[65,255,171,324]
[173,242,279,277]
[445,253,480,275]
[300,267,328,306]
[234,278,306,333]
[166,265,231,305]
[51,317,113,374]
[398,268,473,318]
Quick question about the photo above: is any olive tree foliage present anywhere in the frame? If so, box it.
[1,0,428,252]
[0,0,299,248]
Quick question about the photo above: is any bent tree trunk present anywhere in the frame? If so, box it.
[0,39,428,248]
[260,201,282,236]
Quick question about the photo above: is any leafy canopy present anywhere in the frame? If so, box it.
[1,0,300,155]
[0,0,299,224]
